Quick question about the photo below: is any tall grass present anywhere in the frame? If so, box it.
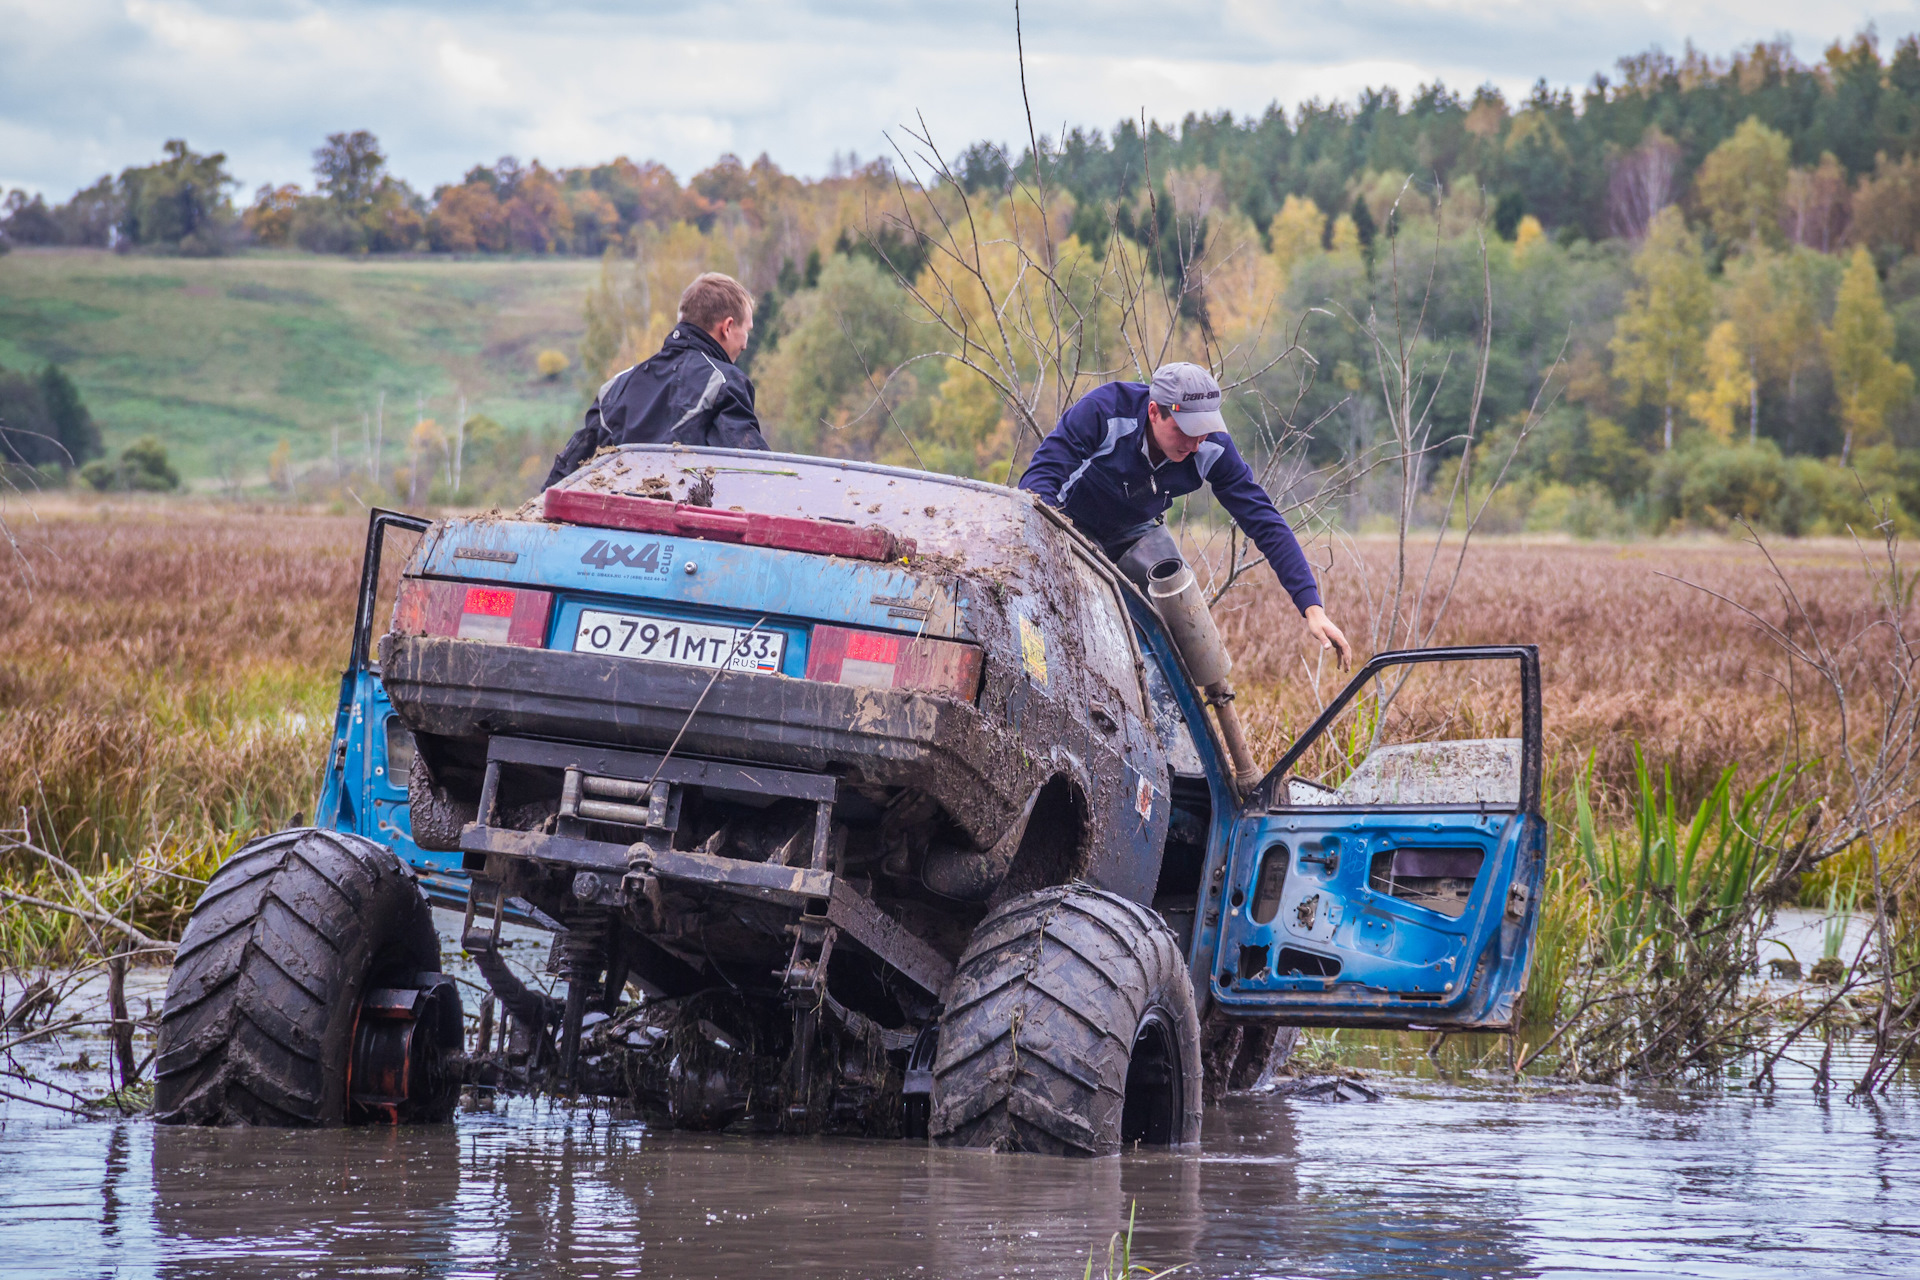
[1576,747,1808,968]
[0,505,356,960]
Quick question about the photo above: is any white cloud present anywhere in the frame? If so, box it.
[0,0,1914,197]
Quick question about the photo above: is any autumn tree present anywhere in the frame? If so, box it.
[1611,206,1712,449]
[1824,247,1915,463]
[1720,249,1802,439]
[1685,321,1754,440]
[1851,154,1920,259]
[1267,195,1323,283]
[1782,153,1850,251]
[1607,127,1681,241]
[1694,117,1790,249]
[242,184,302,246]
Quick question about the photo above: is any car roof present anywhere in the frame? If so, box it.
[552,444,1044,570]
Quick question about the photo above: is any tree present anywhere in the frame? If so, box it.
[428,183,506,253]
[0,368,55,467]
[1694,117,1790,249]
[314,131,388,208]
[1685,321,1755,441]
[1267,195,1322,282]
[1608,127,1681,241]
[1611,207,1712,449]
[1721,250,1801,440]
[1,190,60,244]
[118,140,235,254]
[1782,153,1850,251]
[81,436,180,492]
[1850,154,1920,260]
[1824,247,1915,464]
[243,184,303,246]
[37,364,101,466]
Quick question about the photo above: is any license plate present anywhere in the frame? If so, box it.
[572,609,785,674]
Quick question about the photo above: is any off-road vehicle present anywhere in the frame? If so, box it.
[153,445,1546,1153]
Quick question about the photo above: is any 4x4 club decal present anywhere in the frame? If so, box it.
[579,539,675,575]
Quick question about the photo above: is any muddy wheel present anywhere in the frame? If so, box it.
[153,828,458,1127]
[929,885,1202,1155]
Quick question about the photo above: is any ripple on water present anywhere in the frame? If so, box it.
[2,1049,1917,1279]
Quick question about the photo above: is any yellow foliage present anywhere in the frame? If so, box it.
[1199,208,1287,351]
[1685,321,1754,441]
[1329,213,1361,257]
[536,349,571,380]
[1825,247,1916,460]
[918,359,1008,475]
[1512,215,1545,260]
[1695,116,1791,248]
[584,220,741,380]
[1610,207,1713,445]
[1268,195,1323,284]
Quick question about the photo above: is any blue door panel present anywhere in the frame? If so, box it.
[1212,810,1526,1016]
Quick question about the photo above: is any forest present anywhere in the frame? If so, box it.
[10,31,1920,533]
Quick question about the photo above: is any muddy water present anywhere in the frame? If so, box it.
[1,1058,1915,1279]
[4,910,1917,1278]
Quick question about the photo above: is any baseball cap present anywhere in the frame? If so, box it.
[1149,362,1226,437]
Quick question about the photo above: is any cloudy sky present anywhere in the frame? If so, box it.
[3,0,1918,199]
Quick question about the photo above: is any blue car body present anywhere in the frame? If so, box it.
[315,446,1546,1037]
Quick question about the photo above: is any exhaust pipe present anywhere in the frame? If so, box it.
[1116,530,1261,793]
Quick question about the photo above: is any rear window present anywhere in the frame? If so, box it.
[555,446,1031,567]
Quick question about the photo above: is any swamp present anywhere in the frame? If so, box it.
[2,502,1918,1277]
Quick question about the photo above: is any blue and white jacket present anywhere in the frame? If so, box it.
[1018,381,1322,614]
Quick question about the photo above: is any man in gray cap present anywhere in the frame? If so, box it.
[1019,361,1350,666]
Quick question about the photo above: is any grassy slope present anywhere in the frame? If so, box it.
[0,248,599,482]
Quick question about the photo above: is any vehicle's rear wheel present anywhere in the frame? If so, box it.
[153,828,460,1126]
[929,885,1202,1155]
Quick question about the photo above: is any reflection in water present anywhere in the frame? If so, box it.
[0,1073,1916,1278]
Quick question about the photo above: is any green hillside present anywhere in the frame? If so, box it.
[0,248,597,483]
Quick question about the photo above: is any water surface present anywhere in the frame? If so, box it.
[3,1054,1914,1279]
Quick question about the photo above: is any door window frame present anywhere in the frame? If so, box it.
[350,509,432,673]
[1253,644,1542,817]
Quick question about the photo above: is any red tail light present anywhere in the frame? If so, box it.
[806,625,982,700]
[393,579,552,647]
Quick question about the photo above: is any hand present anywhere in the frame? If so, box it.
[1303,604,1353,670]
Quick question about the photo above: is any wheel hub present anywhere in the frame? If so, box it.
[349,974,462,1123]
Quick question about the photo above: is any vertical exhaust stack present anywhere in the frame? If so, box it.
[1144,557,1263,794]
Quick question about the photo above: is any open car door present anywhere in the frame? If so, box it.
[313,510,448,873]
[1207,645,1545,1030]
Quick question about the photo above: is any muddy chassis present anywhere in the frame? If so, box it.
[445,728,960,1135]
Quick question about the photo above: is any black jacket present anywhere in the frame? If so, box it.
[543,322,767,488]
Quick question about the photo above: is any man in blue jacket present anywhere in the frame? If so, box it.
[1019,362,1351,667]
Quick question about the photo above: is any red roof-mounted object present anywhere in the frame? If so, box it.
[543,489,914,563]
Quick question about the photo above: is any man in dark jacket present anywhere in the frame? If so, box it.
[1019,361,1351,666]
[543,271,768,488]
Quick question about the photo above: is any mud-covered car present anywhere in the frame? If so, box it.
[152,445,1547,1154]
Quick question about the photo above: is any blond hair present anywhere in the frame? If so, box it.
[677,272,754,333]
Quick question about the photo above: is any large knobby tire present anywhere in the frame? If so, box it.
[153,828,445,1126]
[929,885,1202,1156]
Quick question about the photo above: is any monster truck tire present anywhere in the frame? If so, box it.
[153,828,445,1126]
[929,885,1202,1155]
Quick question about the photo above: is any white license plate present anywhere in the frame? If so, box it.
[573,609,785,673]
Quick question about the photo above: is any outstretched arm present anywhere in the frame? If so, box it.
[1206,438,1352,667]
